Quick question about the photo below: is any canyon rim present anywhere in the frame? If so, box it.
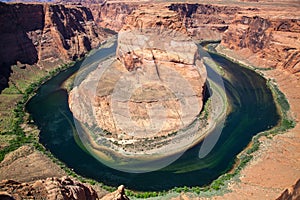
[0,0,299,199]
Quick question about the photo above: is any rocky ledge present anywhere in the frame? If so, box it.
[219,14,300,75]
[0,2,108,92]
[0,176,129,200]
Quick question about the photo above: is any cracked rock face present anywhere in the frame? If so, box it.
[0,2,107,92]
[0,177,131,200]
[69,5,207,140]
[0,177,98,200]
[68,5,207,171]
[220,15,300,75]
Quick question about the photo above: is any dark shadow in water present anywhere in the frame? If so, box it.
[26,43,280,191]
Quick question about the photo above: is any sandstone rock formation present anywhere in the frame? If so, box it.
[121,4,188,34]
[1,0,300,199]
[0,176,98,200]
[0,145,65,183]
[100,185,130,200]
[168,3,239,41]
[87,2,241,42]
[89,2,137,32]
[220,14,300,75]
[69,4,207,162]
[276,178,300,200]
[0,176,131,200]
[0,2,107,92]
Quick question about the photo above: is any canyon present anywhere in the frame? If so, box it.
[219,14,300,75]
[0,2,107,92]
[0,0,299,199]
[68,4,209,171]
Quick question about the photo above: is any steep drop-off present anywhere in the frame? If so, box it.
[88,2,137,32]
[220,15,300,75]
[168,3,239,41]
[0,2,107,92]
[68,4,207,165]
[0,1,299,199]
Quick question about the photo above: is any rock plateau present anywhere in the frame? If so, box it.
[69,4,207,159]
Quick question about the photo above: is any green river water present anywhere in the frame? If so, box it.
[26,41,280,191]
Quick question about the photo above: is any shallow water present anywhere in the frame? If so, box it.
[26,42,280,191]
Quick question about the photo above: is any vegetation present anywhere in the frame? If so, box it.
[0,42,296,199]
[266,80,295,133]
[177,45,296,198]
[0,62,74,162]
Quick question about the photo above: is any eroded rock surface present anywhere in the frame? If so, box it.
[89,2,137,32]
[276,178,300,200]
[0,2,107,92]
[220,14,300,75]
[0,176,98,200]
[168,3,239,41]
[0,175,131,200]
[100,185,130,200]
[69,6,206,137]
[69,4,207,160]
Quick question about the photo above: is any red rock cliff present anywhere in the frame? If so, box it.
[168,3,239,41]
[88,2,137,32]
[0,2,107,92]
[220,14,300,75]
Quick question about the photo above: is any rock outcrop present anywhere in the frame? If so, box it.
[168,3,239,41]
[88,2,240,40]
[100,185,129,200]
[0,177,98,200]
[89,3,137,32]
[0,2,107,92]
[276,178,300,200]
[0,176,131,200]
[220,15,300,75]
[69,4,207,162]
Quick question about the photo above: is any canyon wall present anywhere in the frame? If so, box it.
[0,2,107,92]
[276,178,300,200]
[168,3,239,41]
[0,1,299,199]
[88,2,137,32]
[220,15,300,75]
[90,2,240,39]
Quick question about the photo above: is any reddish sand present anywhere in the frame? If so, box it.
[172,68,300,200]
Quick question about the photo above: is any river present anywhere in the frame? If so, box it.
[26,40,280,191]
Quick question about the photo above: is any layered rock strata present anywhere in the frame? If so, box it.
[0,177,98,200]
[0,176,130,200]
[89,2,138,32]
[0,2,107,92]
[276,178,300,200]
[69,5,207,158]
[219,15,300,75]
[168,3,239,41]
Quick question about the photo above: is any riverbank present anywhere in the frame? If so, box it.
[0,62,76,181]
[0,39,293,199]
[174,45,300,200]
[78,71,227,169]
[68,51,228,172]
[0,51,118,197]
[21,36,281,197]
